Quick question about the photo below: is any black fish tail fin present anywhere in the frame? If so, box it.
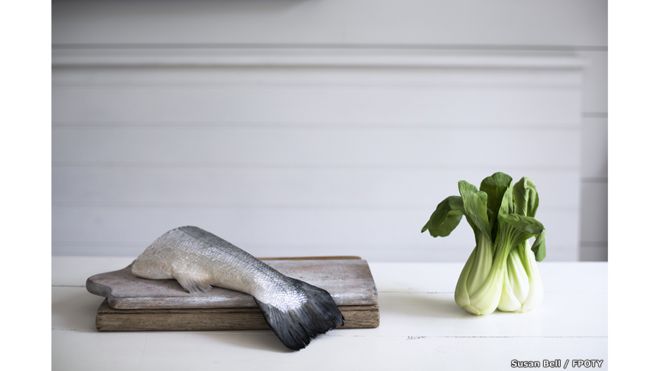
[255,279,344,351]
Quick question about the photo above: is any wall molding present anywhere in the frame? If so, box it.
[53,46,584,69]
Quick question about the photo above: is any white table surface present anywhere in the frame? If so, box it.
[52,257,607,371]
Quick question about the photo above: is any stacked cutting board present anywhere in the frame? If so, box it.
[86,256,379,331]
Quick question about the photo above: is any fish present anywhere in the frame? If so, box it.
[130,226,344,350]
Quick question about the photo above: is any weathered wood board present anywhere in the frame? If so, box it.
[95,300,378,331]
[87,256,379,331]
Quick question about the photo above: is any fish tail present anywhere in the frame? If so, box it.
[255,279,344,351]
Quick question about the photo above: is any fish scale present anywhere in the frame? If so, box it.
[131,225,344,350]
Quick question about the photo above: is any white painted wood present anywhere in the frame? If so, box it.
[52,3,594,261]
[582,118,608,179]
[580,182,608,244]
[368,262,607,294]
[53,70,581,126]
[53,256,134,287]
[52,48,585,70]
[50,64,583,260]
[53,330,606,371]
[578,51,608,114]
[52,59,583,85]
[52,0,607,47]
[53,167,580,209]
[51,207,578,261]
[52,259,607,371]
[53,126,579,168]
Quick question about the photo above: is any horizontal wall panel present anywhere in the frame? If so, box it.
[578,50,608,113]
[53,167,579,210]
[52,47,584,260]
[52,206,577,259]
[53,79,581,127]
[580,182,608,243]
[53,65,583,86]
[53,0,606,47]
[53,126,579,168]
[581,118,608,178]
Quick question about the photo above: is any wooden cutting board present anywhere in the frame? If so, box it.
[86,256,379,331]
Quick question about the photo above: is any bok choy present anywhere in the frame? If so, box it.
[421,172,547,315]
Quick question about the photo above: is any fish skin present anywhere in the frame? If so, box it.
[131,226,344,350]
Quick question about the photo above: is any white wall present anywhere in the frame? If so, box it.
[52,0,607,261]
[577,50,608,261]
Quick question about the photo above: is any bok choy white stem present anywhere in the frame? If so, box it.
[421,172,547,315]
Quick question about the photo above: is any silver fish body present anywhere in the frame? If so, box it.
[131,226,343,350]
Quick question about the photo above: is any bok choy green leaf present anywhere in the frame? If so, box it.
[422,172,547,315]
